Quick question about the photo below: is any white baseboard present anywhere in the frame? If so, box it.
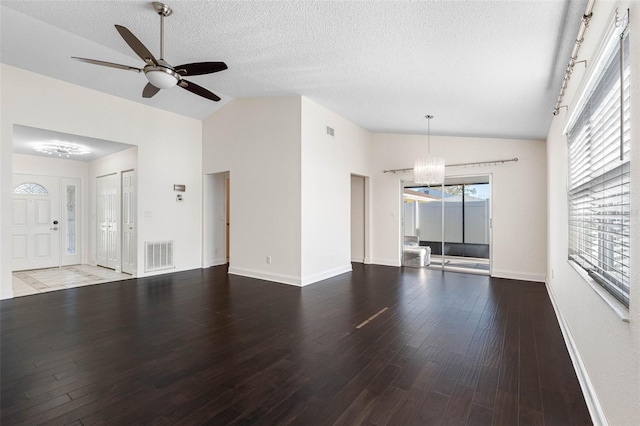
[491,269,545,283]
[203,258,227,268]
[546,281,606,426]
[351,257,365,263]
[0,289,14,300]
[301,264,352,286]
[371,258,401,267]
[229,264,354,287]
[228,266,302,286]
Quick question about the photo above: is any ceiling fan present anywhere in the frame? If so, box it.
[72,2,227,102]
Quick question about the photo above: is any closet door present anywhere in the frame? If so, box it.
[121,170,136,274]
[96,174,118,269]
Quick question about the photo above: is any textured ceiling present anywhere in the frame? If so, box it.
[0,0,586,139]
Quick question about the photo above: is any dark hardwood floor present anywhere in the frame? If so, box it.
[1,264,591,425]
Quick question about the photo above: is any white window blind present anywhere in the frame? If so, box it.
[567,28,630,308]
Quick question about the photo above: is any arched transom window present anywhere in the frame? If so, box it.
[13,183,48,195]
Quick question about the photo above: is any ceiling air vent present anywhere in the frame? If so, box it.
[326,126,335,137]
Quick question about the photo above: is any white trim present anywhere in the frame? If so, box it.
[228,266,302,286]
[371,258,401,267]
[139,264,201,278]
[546,281,607,426]
[212,257,227,267]
[491,269,545,283]
[568,260,630,322]
[301,264,352,286]
[351,257,365,263]
[363,257,372,264]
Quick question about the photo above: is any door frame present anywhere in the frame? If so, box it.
[400,173,493,275]
[121,169,136,275]
[11,174,84,271]
[11,174,61,271]
[202,171,230,268]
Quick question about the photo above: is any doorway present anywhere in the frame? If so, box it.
[402,175,491,274]
[203,171,230,267]
[96,171,136,273]
[350,175,366,263]
[12,174,82,271]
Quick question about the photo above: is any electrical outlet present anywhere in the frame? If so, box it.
[266,256,272,264]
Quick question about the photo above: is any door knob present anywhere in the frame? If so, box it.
[50,227,59,231]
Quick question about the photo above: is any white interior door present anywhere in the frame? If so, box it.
[97,174,118,269]
[12,175,60,271]
[121,170,136,274]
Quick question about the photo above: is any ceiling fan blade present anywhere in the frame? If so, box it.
[179,79,221,102]
[72,57,142,73]
[115,25,158,66]
[142,82,161,98]
[174,62,228,76]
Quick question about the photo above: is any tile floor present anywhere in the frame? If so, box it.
[12,265,132,297]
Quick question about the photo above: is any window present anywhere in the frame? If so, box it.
[66,184,77,255]
[567,23,630,307]
[13,183,48,195]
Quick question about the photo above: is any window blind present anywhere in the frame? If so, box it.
[567,30,630,307]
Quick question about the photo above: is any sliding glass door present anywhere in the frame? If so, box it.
[402,176,491,274]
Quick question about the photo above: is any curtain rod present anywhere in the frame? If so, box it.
[553,0,596,116]
[383,157,518,174]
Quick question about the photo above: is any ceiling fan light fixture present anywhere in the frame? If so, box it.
[145,67,179,89]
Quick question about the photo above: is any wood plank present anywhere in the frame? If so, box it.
[0,264,591,425]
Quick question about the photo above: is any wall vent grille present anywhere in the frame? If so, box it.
[326,126,335,137]
[145,240,174,272]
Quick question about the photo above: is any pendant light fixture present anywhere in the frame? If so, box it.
[413,115,445,185]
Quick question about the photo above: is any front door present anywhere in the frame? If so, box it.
[12,175,60,271]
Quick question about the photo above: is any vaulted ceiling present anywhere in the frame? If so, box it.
[1,0,587,139]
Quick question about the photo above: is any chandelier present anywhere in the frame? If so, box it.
[34,141,91,158]
[413,115,445,185]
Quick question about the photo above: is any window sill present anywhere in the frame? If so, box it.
[568,260,630,323]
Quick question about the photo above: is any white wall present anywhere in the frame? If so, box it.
[546,1,640,424]
[202,96,373,286]
[202,97,303,285]
[88,147,137,269]
[1,64,203,298]
[300,98,372,284]
[371,133,547,281]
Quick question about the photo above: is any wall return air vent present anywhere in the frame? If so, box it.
[145,240,175,272]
